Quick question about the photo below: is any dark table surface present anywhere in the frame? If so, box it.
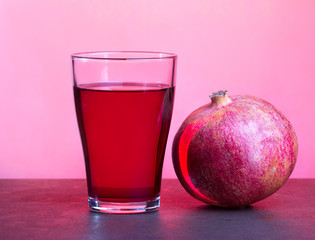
[0,179,315,240]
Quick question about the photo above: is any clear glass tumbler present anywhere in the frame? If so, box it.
[72,51,177,213]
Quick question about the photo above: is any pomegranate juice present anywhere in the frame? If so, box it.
[74,82,174,202]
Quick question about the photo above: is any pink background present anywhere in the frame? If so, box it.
[0,0,314,178]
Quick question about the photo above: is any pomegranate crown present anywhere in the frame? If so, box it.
[209,90,232,107]
[209,90,228,99]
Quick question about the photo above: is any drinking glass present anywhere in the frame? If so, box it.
[72,51,177,213]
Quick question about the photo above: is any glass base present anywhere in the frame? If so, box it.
[88,196,160,214]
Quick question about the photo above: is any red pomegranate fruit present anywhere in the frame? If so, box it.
[172,91,298,208]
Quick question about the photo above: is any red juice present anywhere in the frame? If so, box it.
[74,82,174,202]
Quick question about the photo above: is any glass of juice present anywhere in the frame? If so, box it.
[72,51,177,214]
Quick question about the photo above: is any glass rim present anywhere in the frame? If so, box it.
[71,51,177,61]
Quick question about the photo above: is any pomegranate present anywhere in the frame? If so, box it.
[172,91,298,208]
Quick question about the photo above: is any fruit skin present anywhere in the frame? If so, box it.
[172,92,298,208]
